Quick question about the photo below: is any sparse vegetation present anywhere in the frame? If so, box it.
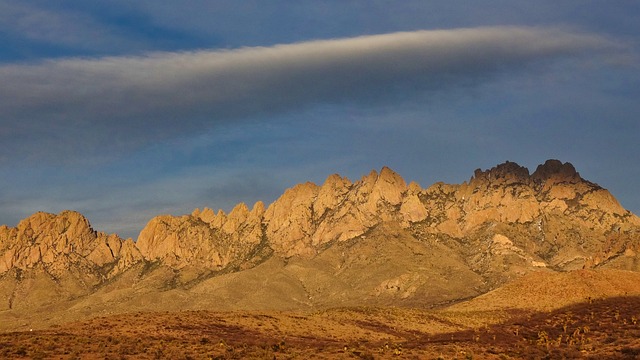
[0,296,638,359]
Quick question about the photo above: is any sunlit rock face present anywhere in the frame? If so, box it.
[134,159,639,272]
[136,201,266,270]
[1,159,639,312]
[0,210,142,282]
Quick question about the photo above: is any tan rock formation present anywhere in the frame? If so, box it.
[263,182,319,257]
[400,181,428,225]
[416,160,639,275]
[220,160,638,263]
[262,167,431,257]
[0,210,142,280]
[137,200,267,270]
[2,159,639,316]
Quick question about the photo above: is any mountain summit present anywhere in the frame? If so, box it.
[1,160,639,327]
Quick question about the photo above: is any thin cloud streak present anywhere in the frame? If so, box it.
[0,26,621,162]
[0,0,141,54]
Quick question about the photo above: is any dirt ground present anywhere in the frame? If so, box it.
[1,296,639,359]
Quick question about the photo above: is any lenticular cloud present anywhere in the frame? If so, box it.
[0,26,620,159]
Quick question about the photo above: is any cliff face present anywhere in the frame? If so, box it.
[409,160,640,284]
[0,210,143,311]
[136,201,267,271]
[0,210,141,279]
[129,160,639,283]
[263,167,418,257]
[420,160,631,237]
[1,159,639,312]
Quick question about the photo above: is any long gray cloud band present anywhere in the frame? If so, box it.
[0,26,620,161]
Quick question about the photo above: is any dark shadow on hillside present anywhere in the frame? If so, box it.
[1,297,639,359]
[423,296,640,359]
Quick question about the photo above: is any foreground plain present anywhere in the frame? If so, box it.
[1,296,640,359]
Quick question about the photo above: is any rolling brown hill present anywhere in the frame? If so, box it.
[1,159,639,333]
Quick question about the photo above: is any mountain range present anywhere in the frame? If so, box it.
[1,159,639,331]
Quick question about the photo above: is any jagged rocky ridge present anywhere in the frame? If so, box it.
[0,211,141,278]
[1,160,639,312]
[136,160,639,270]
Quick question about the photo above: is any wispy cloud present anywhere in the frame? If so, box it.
[0,26,622,162]
[0,1,141,54]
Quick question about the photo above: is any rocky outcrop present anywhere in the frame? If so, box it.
[138,167,428,261]
[0,210,142,280]
[261,167,429,257]
[260,160,638,264]
[1,159,639,310]
[411,160,640,279]
[132,159,639,270]
[263,182,320,257]
[136,201,267,270]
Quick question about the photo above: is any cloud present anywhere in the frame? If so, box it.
[0,26,621,162]
[0,1,142,54]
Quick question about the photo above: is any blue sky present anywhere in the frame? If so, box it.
[1,1,639,239]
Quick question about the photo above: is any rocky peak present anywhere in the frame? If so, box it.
[471,161,530,187]
[264,182,319,223]
[361,169,379,184]
[0,210,141,278]
[263,182,320,257]
[372,166,407,206]
[137,204,267,270]
[251,201,265,217]
[262,167,426,256]
[5,159,635,278]
[531,159,581,184]
[192,207,212,222]
[323,173,353,188]
[314,174,352,220]
[222,203,250,234]
[139,199,270,270]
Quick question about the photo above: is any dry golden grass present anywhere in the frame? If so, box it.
[1,296,640,359]
[3,269,640,358]
[449,269,640,312]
